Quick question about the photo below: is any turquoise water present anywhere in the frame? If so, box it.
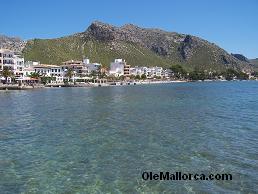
[0,81,258,193]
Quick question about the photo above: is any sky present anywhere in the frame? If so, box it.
[1,0,257,58]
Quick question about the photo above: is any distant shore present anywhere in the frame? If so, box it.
[0,79,256,90]
[0,84,45,90]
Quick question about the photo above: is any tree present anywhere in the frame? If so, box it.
[189,69,208,81]
[99,72,107,79]
[141,74,147,79]
[41,76,55,85]
[222,69,238,80]
[29,72,40,79]
[107,74,115,81]
[96,65,101,77]
[251,71,258,78]
[2,67,13,83]
[153,75,161,79]
[90,70,97,77]
[237,72,249,80]
[129,74,135,80]
[119,75,125,80]
[189,71,199,80]
[170,65,187,79]
[135,75,141,80]
[65,69,74,82]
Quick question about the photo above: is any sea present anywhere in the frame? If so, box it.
[0,81,258,193]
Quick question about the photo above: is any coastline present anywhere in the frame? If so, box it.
[0,84,45,90]
[0,79,256,90]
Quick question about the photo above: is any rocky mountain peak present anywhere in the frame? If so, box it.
[87,21,119,41]
[0,35,26,53]
[88,21,116,30]
[121,23,141,31]
[85,22,174,50]
[231,53,249,62]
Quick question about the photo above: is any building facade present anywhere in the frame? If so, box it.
[109,59,130,77]
[61,60,88,77]
[34,64,64,83]
[0,49,15,70]
[0,49,26,82]
[130,66,172,79]
[86,63,102,75]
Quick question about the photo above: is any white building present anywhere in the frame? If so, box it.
[14,61,40,82]
[130,66,145,76]
[24,61,40,67]
[86,63,101,74]
[163,69,173,78]
[83,58,90,65]
[130,66,166,78]
[150,66,163,78]
[109,59,130,77]
[13,54,25,80]
[0,49,26,82]
[34,64,64,83]
[0,49,15,71]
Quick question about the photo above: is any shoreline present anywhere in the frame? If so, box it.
[0,79,256,90]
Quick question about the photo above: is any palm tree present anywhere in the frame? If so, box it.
[2,67,13,84]
[65,69,74,82]
[96,65,101,78]
[29,72,40,79]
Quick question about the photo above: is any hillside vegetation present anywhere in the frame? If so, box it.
[22,21,252,72]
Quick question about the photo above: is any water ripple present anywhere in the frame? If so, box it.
[0,82,258,193]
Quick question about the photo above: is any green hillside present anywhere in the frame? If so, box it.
[24,37,173,67]
[23,21,252,72]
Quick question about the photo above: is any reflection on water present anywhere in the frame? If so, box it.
[0,81,258,193]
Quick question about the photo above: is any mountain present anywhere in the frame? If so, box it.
[249,58,258,71]
[0,35,26,53]
[250,58,258,66]
[231,54,249,62]
[2,21,253,72]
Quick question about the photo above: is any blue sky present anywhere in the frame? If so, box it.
[1,0,257,58]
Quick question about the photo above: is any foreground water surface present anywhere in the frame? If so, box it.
[0,81,258,193]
